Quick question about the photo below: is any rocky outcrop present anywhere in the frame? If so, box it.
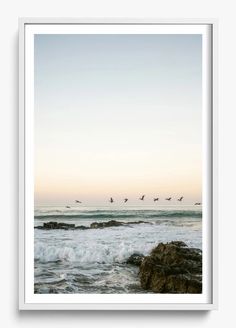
[90,220,146,229]
[139,241,202,294]
[36,222,76,230]
[90,220,124,229]
[35,220,147,230]
[126,253,145,266]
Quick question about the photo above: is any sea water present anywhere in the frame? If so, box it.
[34,206,202,294]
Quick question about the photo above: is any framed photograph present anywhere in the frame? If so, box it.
[19,18,218,310]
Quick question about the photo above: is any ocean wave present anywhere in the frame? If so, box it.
[34,241,153,264]
[35,244,76,262]
[34,215,202,265]
[34,210,202,220]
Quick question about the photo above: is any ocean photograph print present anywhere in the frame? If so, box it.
[19,19,217,310]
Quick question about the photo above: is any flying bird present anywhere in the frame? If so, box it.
[154,198,159,202]
[65,206,71,208]
[177,196,183,202]
[194,202,201,205]
[139,195,145,201]
[75,200,82,203]
[124,198,128,203]
[110,197,114,203]
[165,197,171,201]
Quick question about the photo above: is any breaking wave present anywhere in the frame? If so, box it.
[34,241,153,264]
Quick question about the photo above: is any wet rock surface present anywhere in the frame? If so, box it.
[35,220,147,230]
[35,222,76,230]
[90,220,124,229]
[139,241,202,293]
[126,253,145,266]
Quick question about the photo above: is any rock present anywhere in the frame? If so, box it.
[126,253,145,266]
[139,241,202,294]
[90,220,147,229]
[36,222,76,230]
[57,222,75,229]
[90,220,124,229]
[34,220,148,230]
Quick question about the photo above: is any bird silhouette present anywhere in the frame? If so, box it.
[124,198,128,203]
[139,195,145,201]
[154,198,159,202]
[110,197,114,203]
[177,196,183,201]
[65,206,71,208]
[75,200,82,203]
[194,202,201,205]
[165,197,171,201]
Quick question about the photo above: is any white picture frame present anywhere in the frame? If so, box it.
[19,18,218,310]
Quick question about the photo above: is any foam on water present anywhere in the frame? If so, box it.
[35,222,201,264]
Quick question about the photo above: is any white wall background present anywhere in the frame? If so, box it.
[0,0,234,327]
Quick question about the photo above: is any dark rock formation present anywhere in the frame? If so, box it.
[90,220,146,229]
[126,253,145,266]
[34,220,148,230]
[35,222,75,230]
[139,241,202,294]
[90,220,124,229]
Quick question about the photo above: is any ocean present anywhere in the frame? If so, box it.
[34,206,202,294]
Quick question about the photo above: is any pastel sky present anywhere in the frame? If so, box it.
[34,34,202,206]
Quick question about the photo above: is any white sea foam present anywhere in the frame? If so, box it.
[34,221,201,264]
[35,244,76,262]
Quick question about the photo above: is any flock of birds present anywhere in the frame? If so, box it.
[64,196,201,208]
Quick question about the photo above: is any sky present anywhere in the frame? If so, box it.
[34,34,202,206]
